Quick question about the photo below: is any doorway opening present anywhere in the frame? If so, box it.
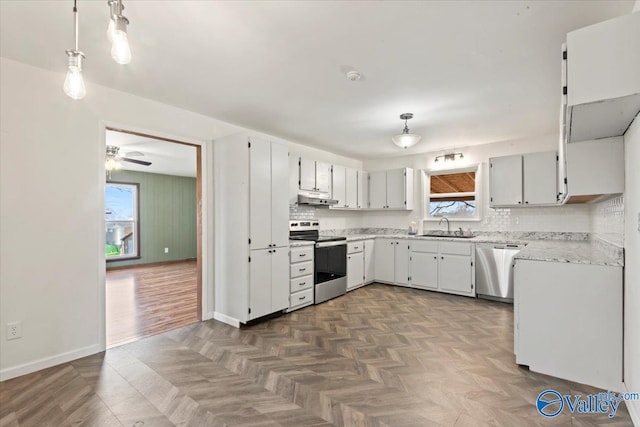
[104,128,203,348]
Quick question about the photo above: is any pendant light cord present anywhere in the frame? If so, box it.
[73,0,78,51]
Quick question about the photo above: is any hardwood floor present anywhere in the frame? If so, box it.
[106,261,199,348]
[1,284,632,426]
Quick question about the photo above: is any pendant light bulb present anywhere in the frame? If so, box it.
[111,29,131,64]
[107,18,116,43]
[63,63,86,100]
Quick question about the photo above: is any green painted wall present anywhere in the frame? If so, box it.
[107,170,197,268]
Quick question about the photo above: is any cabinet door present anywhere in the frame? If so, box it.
[394,240,410,285]
[332,165,346,207]
[490,155,523,206]
[345,167,358,209]
[315,161,332,193]
[374,239,395,282]
[250,138,272,250]
[271,143,290,247]
[357,171,369,209]
[439,254,473,296]
[270,247,289,312]
[386,169,406,209]
[410,251,438,290]
[299,157,316,191]
[369,171,387,209]
[364,239,374,283]
[249,249,272,320]
[289,154,300,206]
[347,253,364,290]
[523,151,557,205]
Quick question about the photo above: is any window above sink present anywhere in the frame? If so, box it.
[423,165,481,222]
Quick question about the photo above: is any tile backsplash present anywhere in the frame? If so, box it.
[590,195,624,247]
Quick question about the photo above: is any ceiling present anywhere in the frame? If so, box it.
[106,130,197,177]
[1,1,634,159]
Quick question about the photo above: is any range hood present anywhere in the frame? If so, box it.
[297,190,338,207]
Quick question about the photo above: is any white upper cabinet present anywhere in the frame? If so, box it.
[357,171,369,209]
[369,171,387,209]
[299,157,317,191]
[490,155,523,206]
[298,158,332,193]
[332,165,346,206]
[523,151,558,205]
[562,137,624,203]
[315,161,332,193]
[367,168,414,210]
[565,12,640,142]
[250,139,289,249]
[345,167,358,209]
[491,152,557,207]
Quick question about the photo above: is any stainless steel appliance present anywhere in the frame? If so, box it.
[297,190,339,206]
[476,243,526,303]
[289,220,347,304]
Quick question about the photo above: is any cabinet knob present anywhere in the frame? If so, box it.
[525,201,529,204]
[433,256,437,260]
[441,256,444,260]
[518,201,522,204]
[273,249,276,253]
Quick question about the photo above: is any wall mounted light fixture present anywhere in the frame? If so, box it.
[434,153,464,162]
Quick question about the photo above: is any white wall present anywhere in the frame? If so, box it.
[0,58,361,380]
[361,134,591,233]
[624,113,640,423]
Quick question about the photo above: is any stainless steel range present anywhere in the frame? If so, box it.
[289,221,347,304]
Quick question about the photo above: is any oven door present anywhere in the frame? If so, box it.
[314,241,347,284]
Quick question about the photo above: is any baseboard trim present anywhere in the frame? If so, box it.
[623,382,640,426]
[0,343,104,382]
[203,310,215,321]
[106,258,197,270]
[213,312,240,328]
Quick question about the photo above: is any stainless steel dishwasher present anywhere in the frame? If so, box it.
[475,243,526,303]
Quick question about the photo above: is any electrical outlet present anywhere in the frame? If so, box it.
[6,322,22,340]
[164,247,169,254]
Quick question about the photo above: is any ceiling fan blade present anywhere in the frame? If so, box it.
[121,157,152,166]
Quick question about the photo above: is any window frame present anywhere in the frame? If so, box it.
[423,165,481,222]
[105,181,141,261]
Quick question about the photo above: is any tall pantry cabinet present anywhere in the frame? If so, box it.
[214,134,290,325]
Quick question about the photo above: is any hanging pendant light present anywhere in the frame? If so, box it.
[392,113,421,149]
[107,0,131,64]
[64,0,86,100]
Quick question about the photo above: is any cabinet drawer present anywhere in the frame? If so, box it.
[347,241,364,254]
[290,274,313,293]
[290,287,314,309]
[290,261,313,278]
[439,241,472,256]
[291,246,314,263]
[411,240,439,253]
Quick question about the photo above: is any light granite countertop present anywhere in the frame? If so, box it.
[289,240,315,248]
[514,240,623,267]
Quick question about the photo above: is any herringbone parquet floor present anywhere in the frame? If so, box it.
[0,284,633,426]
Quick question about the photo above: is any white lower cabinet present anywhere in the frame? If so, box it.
[408,240,475,297]
[374,239,410,285]
[347,240,375,291]
[249,247,289,320]
[288,245,314,312]
[514,259,622,391]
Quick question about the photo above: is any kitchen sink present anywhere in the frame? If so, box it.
[419,232,475,239]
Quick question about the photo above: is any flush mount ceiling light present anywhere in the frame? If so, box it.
[63,0,86,100]
[392,113,421,149]
[107,0,131,64]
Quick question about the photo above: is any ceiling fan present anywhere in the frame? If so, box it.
[106,145,152,178]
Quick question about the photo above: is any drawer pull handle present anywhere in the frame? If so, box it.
[299,282,306,286]
[299,253,306,257]
[299,296,306,300]
[299,268,306,272]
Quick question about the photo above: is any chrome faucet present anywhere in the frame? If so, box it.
[438,217,450,234]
